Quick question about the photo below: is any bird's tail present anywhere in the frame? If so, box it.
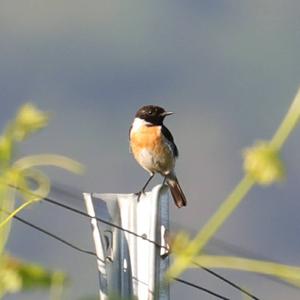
[166,173,187,208]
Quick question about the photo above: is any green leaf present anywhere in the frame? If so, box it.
[0,136,12,166]
[3,255,67,292]
[13,103,49,141]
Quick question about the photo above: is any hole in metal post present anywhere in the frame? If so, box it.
[104,230,113,261]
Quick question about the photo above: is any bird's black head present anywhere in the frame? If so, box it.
[135,105,173,125]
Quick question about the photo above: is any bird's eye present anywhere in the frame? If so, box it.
[148,110,153,115]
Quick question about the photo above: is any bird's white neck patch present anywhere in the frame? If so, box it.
[131,117,152,133]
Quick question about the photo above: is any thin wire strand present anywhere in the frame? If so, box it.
[5,210,230,300]
[6,183,261,299]
[36,191,260,299]
[47,192,169,250]
[194,262,260,300]
[6,183,169,250]
[6,211,105,263]
[174,278,230,300]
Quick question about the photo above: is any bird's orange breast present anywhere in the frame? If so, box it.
[130,124,175,174]
[130,125,161,151]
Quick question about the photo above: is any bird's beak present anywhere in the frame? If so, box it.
[161,111,174,117]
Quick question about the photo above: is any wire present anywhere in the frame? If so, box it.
[4,210,231,300]
[46,193,169,250]
[174,278,230,300]
[6,183,261,299]
[4,211,105,263]
[194,263,260,300]
[6,183,169,250]
[37,191,262,299]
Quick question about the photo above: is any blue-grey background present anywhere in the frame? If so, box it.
[1,1,300,299]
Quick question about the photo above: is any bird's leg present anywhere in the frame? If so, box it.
[162,176,167,186]
[136,173,155,201]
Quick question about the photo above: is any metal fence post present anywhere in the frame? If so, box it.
[83,184,170,300]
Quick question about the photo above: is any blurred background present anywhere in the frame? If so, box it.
[1,0,300,299]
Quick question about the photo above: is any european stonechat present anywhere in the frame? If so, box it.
[129,105,187,208]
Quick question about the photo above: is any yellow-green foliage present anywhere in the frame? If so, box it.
[166,87,300,286]
[243,141,285,185]
[0,254,67,299]
[0,103,82,298]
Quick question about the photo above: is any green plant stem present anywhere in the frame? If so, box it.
[166,175,255,279]
[193,255,300,286]
[0,186,15,256]
[167,87,300,280]
[0,199,35,229]
[271,88,300,149]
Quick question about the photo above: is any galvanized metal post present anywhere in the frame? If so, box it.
[83,184,170,300]
[83,193,108,300]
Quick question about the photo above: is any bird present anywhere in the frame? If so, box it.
[129,105,187,208]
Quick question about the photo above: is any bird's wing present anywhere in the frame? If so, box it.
[161,125,179,157]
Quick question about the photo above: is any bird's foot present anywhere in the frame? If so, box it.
[162,176,168,187]
[135,189,146,202]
